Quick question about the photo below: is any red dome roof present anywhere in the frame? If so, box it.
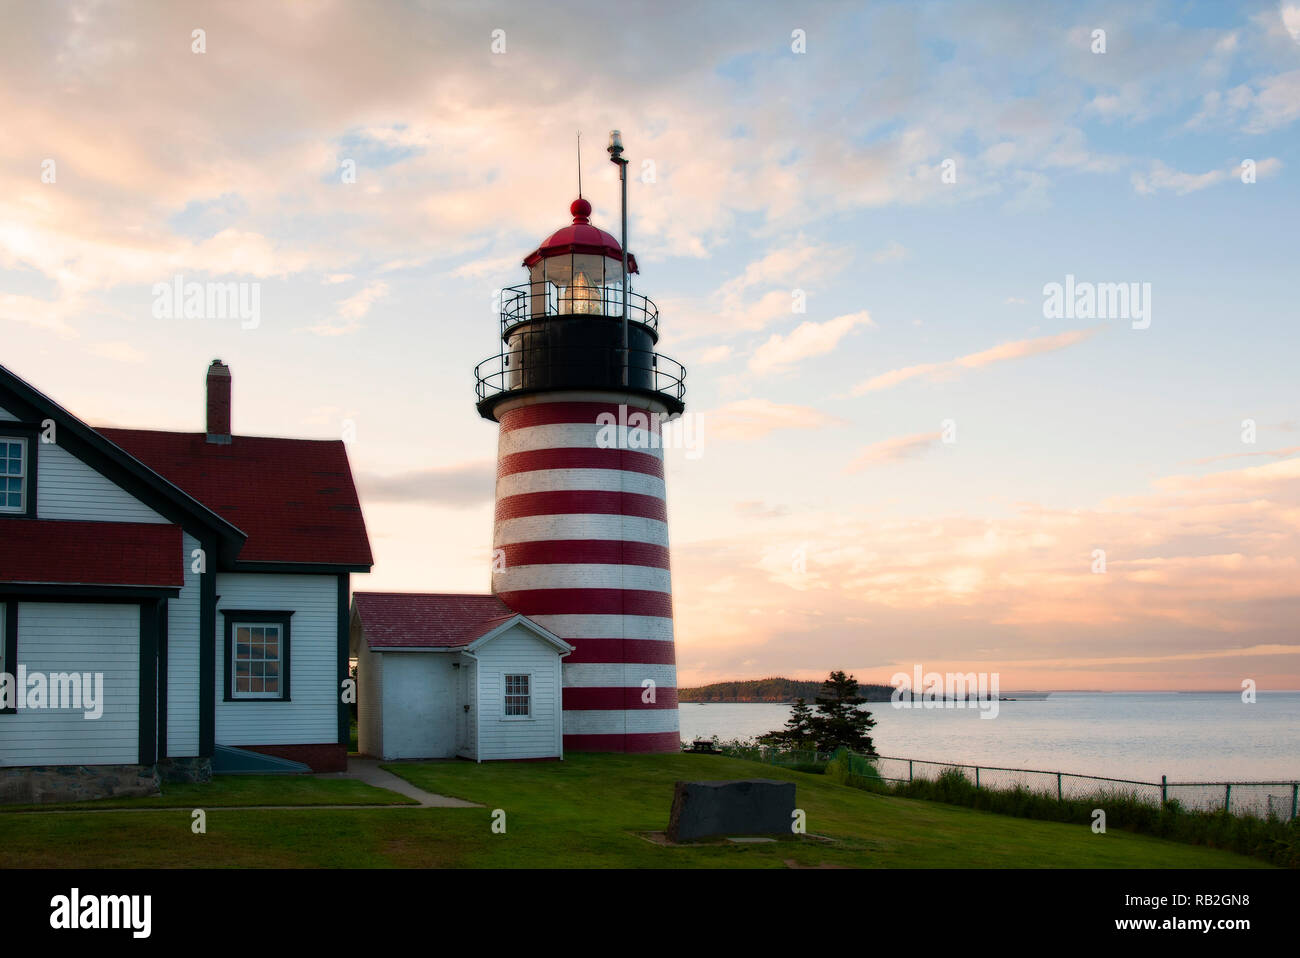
[523,198,638,274]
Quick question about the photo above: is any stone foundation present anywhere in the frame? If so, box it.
[159,756,213,784]
[0,764,161,805]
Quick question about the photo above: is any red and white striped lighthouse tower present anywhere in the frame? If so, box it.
[474,161,686,752]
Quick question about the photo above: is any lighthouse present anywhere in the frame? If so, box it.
[474,145,686,753]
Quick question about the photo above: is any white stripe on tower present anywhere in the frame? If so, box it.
[491,394,680,753]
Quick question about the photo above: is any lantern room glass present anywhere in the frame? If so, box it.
[526,254,626,319]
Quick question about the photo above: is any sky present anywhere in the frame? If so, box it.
[2,0,1298,691]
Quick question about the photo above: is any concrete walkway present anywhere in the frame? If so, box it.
[318,757,480,808]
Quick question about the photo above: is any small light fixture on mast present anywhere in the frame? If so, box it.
[608,129,630,387]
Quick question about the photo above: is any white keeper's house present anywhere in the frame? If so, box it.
[0,359,372,800]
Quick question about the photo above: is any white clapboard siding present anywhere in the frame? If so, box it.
[380,654,458,759]
[214,573,338,746]
[354,628,383,759]
[0,603,140,767]
[165,534,202,756]
[37,441,166,523]
[475,624,563,760]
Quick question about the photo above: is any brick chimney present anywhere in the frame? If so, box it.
[206,359,232,444]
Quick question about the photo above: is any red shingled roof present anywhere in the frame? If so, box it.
[353,592,521,649]
[98,429,372,567]
[522,198,639,273]
[0,519,183,588]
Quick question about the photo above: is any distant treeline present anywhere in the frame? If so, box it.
[679,677,896,703]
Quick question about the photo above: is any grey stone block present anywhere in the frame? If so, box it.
[666,779,796,842]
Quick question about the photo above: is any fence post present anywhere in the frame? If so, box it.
[975,766,980,789]
[1292,783,1298,821]
[908,760,913,783]
[1161,775,1167,806]
[1224,783,1231,814]
[1056,772,1062,802]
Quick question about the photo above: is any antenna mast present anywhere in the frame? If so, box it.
[576,131,582,198]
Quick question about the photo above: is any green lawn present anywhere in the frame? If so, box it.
[0,754,1269,868]
[0,774,414,812]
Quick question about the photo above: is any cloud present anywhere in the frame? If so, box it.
[299,279,390,336]
[672,454,1300,687]
[749,310,874,374]
[1187,71,1300,133]
[704,398,845,441]
[693,344,733,365]
[851,327,1098,394]
[1153,454,1300,492]
[871,240,908,264]
[845,431,942,473]
[735,500,790,519]
[1285,4,1300,43]
[1185,445,1300,466]
[88,341,147,364]
[1131,157,1281,194]
[357,461,495,507]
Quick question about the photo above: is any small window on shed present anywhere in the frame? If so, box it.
[504,674,530,717]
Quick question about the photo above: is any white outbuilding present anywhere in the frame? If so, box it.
[350,592,572,762]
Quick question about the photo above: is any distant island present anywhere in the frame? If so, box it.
[679,676,896,703]
[679,677,1055,703]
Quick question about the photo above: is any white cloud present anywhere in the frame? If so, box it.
[88,340,147,364]
[704,398,844,441]
[872,240,908,264]
[852,327,1097,394]
[845,431,942,473]
[749,310,875,375]
[299,279,389,336]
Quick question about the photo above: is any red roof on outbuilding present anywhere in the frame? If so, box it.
[352,592,522,649]
[99,429,372,568]
[0,519,183,588]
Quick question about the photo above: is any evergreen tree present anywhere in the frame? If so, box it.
[759,697,815,748]
[809,670,877,754]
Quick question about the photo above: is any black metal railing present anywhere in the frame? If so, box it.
[499,283,658,334]
[474,346,686,405]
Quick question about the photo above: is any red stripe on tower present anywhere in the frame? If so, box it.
[490,396,680,752]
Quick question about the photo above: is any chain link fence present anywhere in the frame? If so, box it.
[868,754,1299,819]
[701,741,1298,819]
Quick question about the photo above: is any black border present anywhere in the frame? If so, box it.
[138,600,159,764]
[337,573,350,747]
[1,599,16,714]
[221,610,293,703]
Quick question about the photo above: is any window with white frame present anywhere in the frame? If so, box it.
[504,674,530,717]
[233,623,283,698]
[222,610,292,702]
[0,438,26,513]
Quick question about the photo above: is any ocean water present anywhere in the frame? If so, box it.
[677,692,1300,783]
